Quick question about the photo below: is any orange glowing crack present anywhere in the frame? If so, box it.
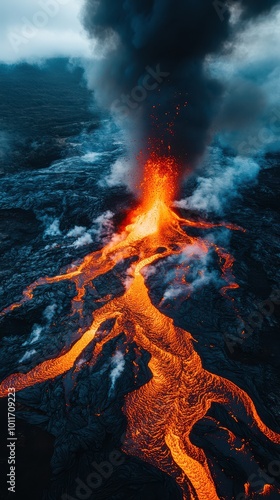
[0,156,279,500]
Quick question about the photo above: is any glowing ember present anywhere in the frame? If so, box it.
[0,157,279,499]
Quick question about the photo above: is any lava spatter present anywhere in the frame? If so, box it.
[0,156,279,499]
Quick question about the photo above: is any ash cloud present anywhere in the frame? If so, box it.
[82,0,280,175]
[162,246,220,302]
[209,7,280,157]
[238,0,279,18]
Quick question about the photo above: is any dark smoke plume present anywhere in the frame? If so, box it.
[82,0,280,172]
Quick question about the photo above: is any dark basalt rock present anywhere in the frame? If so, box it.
[0,208,41,253]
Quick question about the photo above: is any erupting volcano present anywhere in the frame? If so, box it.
[1,156,280,499]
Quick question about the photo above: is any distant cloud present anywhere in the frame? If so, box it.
[0,0,92,63]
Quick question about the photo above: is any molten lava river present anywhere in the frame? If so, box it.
[1,158,280,500]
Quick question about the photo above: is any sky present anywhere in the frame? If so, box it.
[0,0,92,63]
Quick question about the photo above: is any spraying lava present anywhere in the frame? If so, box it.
[0,157,279,499]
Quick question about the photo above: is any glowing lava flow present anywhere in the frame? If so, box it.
[0,157,279,499]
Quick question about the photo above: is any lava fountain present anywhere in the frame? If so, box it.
[0,156,279,499]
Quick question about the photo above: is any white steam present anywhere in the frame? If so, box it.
[23,324,43,346]
[66,226,87,238]
[109,350,125,394]
[44,217,61,237]
[66,210,115,248]
[0,0,91,64]
[43,303,57,323]
[19,349,37,363]
[147,243,222,303]
[72,232,93,249]
[22,303,57,347]
[174,155,260,215]
[99,158,133,189]
[91,210,114,241]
